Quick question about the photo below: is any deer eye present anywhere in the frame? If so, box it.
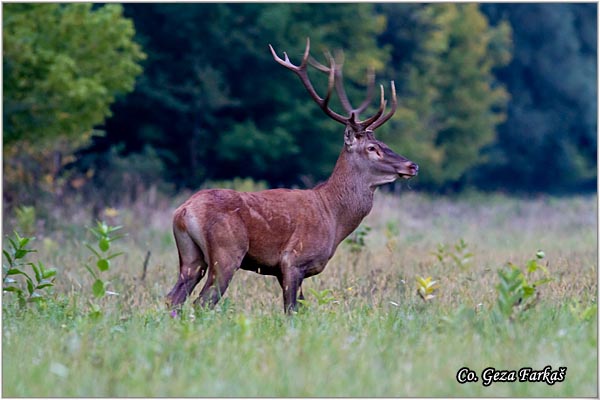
[367,145,377,152]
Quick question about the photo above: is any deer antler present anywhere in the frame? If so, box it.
[270,38,397,131]
[269,38,348,125]
[366,81,397,131]
[308,51,377,124]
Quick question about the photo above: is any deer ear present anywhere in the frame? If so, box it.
[344,126,358,149]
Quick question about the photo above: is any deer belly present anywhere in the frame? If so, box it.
[240,255,280,276]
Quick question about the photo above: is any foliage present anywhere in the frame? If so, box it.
[297,288,337,312]
[416,276,439,301]
[3,138,86,208]
[384,3,512,190]
[75,144,172,208]
[307,288,336,306]
[15,205,36,236]
[480,3,597,192]
[2,232,56,308]
[569,301,598,322]
[1,193,596,397]
[84,221,125,310]
[2,298,595,397]
[95,3,388,188]
[3,3,145,145]
[495,250,552,321]
[432,238,473,271]
[3,3,145,210]
[3,3,595,199]
[344,224,372,253]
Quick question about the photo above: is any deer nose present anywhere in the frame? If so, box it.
[400,161,418,176]
[396,161,418,178]
[408,162,419,175]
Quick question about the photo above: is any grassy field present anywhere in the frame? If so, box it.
[2,191,597,397]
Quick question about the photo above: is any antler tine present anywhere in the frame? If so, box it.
[270,38,348,125]
[366,81,397,131]
[359,84,386,129]
[309,50,357,116]
[309,53,378,124]
[308,55,330,73]
[354,68,375,116]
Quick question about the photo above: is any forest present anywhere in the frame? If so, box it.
[3,3,597,210]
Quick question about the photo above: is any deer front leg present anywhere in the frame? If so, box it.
[277,274,303,313]
[279,258,304,314]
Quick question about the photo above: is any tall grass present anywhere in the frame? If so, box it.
[2,192,597,396]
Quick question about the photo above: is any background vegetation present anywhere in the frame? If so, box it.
[2,3,597,397]
[2,193,597,397]
[3,3,597,211]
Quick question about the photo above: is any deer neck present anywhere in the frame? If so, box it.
[315,149,375,245]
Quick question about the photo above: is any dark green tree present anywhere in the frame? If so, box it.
[481,3,597,192]
[378,3,512,190]
[3,3,145,207]
[3,3,145,146]
[99,3,388,188]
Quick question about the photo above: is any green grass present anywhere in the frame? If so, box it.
[2,192,597,397]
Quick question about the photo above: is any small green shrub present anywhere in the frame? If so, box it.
[416,276,439,301]
[432,238,473,271]
[495,250,552,321]
[15,205,37,236]
[297,288,337,313]
[2,232,56,308]
[345,224,372,253]
[307,288,336,306]
[569,301,597,322]
[83,221,125,316]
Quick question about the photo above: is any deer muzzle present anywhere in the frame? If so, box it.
[397,161,419,179]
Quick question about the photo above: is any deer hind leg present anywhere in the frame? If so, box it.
[193,219,248,309]
[166,226,208,308]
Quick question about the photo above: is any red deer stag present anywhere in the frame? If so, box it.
[167,38,418,313]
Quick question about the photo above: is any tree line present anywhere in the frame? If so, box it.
[3,3,596,207]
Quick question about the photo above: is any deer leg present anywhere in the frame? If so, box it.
[194,257,242,309]
[280,261,304,314]
[193,221,248,309]
[167,229,208,308]
[276,274,301,301]
[282,276,304,301]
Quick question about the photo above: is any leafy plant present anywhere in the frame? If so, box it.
[3,232,56,307]
[432,238,473,271]
[84,221,125,300]
[15,205,36,236]
[495,250,552,320]
[345,224,372,253]
[569,301,597,322]
[416,276,439,301]
[308,288,336,306]
[297,288,337,311]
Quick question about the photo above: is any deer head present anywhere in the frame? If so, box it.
[269,38,418,189]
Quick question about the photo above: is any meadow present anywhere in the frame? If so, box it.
[2,190,597,397]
